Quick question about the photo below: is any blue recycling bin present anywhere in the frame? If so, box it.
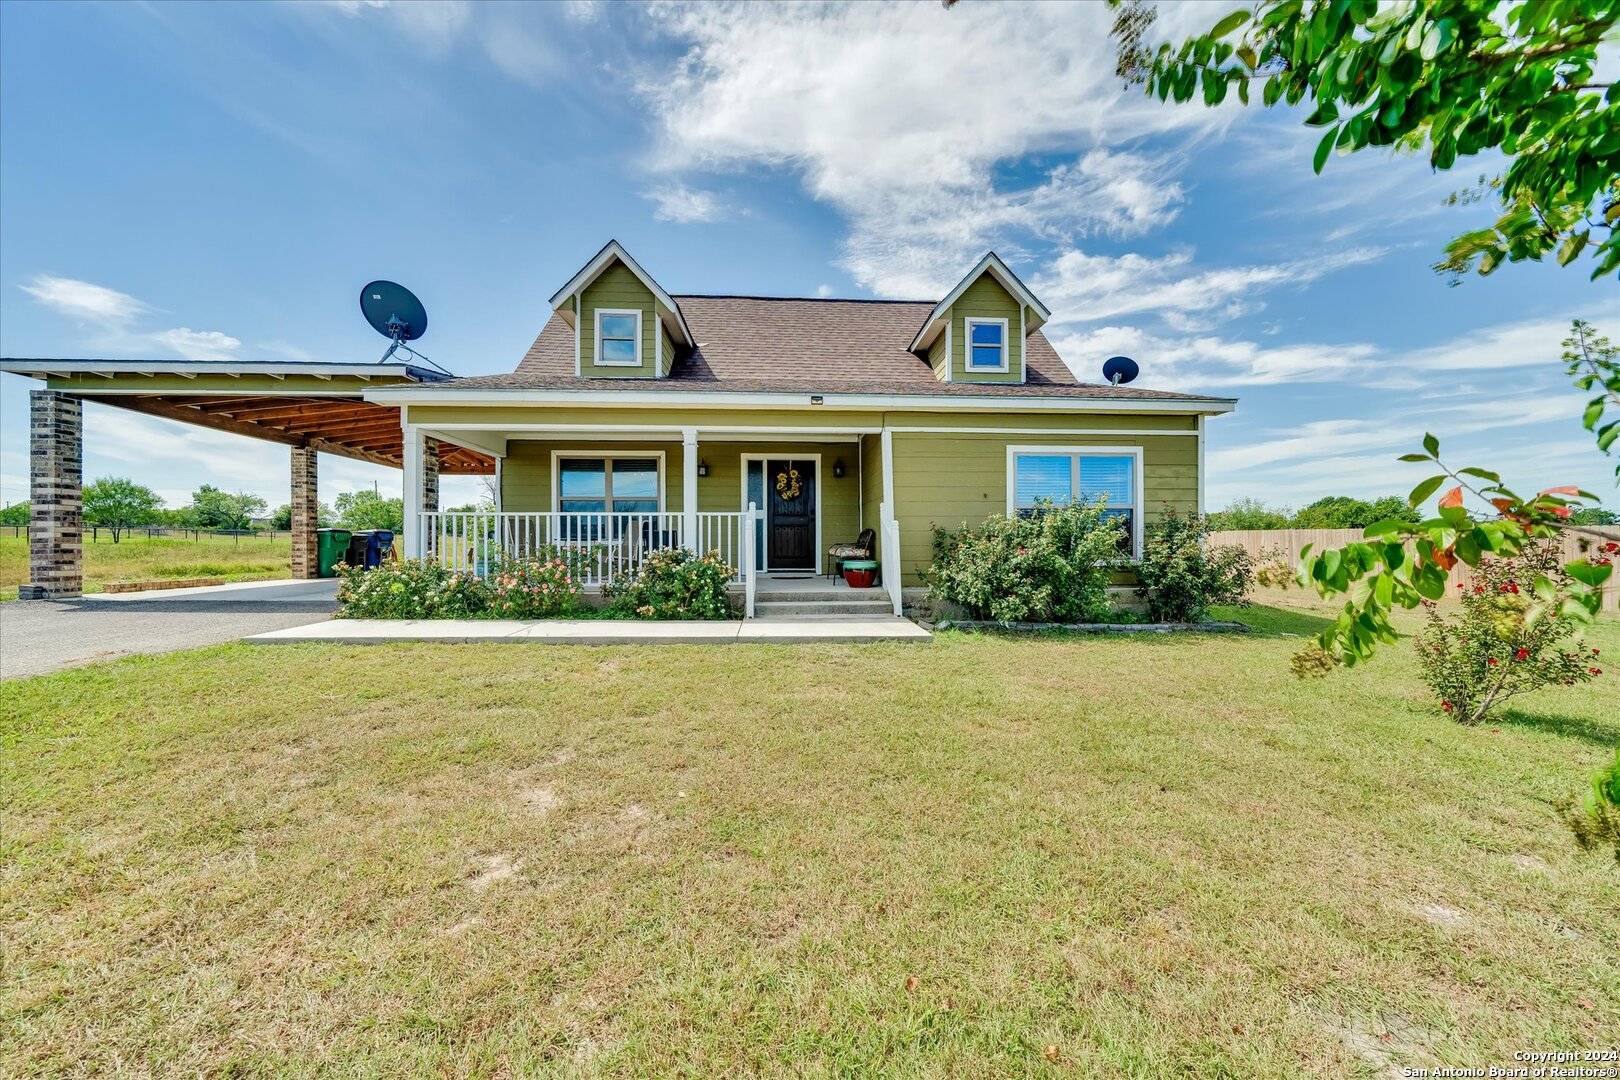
[366,530,394,568]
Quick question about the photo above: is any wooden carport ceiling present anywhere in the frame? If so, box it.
[89,393,494,474]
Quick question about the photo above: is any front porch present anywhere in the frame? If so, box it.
[405,422,903,618]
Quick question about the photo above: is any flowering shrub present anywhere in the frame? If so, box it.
[603,547,734,620]
[1414,544,1604,725]
[334,546,588,620]
[1134,511,1254,622]
[484,551,586,619]
[1253,546,1297,590]
[928,499,1122,622]
[334,558,490,619]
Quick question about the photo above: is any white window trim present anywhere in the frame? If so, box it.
[593,308,643,368]
[551,449,667,512]
[964,317,1009,373]
[1005,444,1144,559]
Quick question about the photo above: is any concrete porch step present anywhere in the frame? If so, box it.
[754,598,895,618]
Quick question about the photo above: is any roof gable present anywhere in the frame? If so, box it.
[907,252,1051,353]
[547,240,695,348]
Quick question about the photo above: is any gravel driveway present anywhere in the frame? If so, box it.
[0,580,336,679]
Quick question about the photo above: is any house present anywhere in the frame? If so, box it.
[369,241,1234,613]
[3,241,1234,613]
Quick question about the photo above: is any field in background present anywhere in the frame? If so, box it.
[1212,527,1620,611]
[0,534,291,600]
[3,603,1616,1074]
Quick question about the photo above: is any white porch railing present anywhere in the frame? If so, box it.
[418,510,756,591]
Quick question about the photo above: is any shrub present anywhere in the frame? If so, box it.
[603,547,734,620]
[1559,749,1620,864]
[334,558,490,619]
[1414,545,1604,725]
[484,551,587,619]
[1134,511,1254,622]
[928,499,1122,623]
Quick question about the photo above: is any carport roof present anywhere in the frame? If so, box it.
[0,358,493,474]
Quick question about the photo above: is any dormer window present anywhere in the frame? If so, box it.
[966,317,1008,372]
[596,309,642,366]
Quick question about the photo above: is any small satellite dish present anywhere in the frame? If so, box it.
[1102,355,1140,385]
[359,280,447,373]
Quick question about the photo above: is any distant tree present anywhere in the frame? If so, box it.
[269,502,334,530]
[0,501,28,526]
[334,489,404,532]
[1207,496,1291,531]
[83,477,162,543]
[1569,507,1620,526]
[187,485,267,532]
[1290,495,1419,530]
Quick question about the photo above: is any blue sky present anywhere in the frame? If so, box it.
[1,0,1614,515]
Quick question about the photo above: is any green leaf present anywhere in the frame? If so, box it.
[1397,452,1432,462]
[1305,101,1340,126]
[1558,229,1590,266]
[1457,467,1501,482]
[1362,518,1406,538]
[1408,474,1445,507]
[1210,9,1251,37]
[1313,125,1340,174]
[1422,432,1440,456]
[1583,398,1604,431]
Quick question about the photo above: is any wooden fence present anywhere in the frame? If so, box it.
[1209,527,1620,612]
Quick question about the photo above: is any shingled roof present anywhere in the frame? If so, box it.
[440,294,1223,402]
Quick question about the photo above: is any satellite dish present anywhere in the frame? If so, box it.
[359,280,447,373]
[1102,355,1140,385]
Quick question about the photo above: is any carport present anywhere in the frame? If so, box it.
[0,359,495,598]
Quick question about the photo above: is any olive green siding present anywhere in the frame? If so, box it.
[927,330,950,381]
[579,261,659,378]
[945,274,1023,384]
[659,325,676,377]
[887,431,1198,585]
[499,438,861,574]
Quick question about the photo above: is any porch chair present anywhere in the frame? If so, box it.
[826,527,876,580]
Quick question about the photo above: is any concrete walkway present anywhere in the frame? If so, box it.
[248,616,931,646]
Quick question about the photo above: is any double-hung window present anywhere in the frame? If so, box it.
[965,317,1008,372]
[1009,448,1139,556]
[558,456,661,540]
[595,309,641,366]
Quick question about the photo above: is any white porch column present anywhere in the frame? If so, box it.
[402,422,424,560]
[682,427,699,550]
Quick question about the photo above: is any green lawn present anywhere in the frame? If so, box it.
[2,601,1616,1076]
[0,533,291,600]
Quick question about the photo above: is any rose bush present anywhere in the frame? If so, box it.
[1133,511,1254,622]
[603,547,734,620]
[928,499,1123,623]
[1414,544,1605,725]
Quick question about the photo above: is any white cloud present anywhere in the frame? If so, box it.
[18,275,151,324]
[640,1,1234,297]
[1034,245,1384,333]
[815,284,834,298]
[149,328,242,360]
[645,184,725,224]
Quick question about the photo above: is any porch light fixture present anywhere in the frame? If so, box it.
[833,458,845,478]
[810,395,824,405]
[697,459,708,477]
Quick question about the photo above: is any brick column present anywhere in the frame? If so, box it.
[22,391,82,599]
[290,447,319,579]
[422,436,440,514]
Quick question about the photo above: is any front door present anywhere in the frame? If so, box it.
[766,459,816,570]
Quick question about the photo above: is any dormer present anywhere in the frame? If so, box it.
[549,240,695,378]
[909,253,1051,385]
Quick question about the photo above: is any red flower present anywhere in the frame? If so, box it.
[1593,649,1601,656]
[1473,585,1483,594]
[1488,657,1499,666]
[1441,701,1453,712]
[1515,648,1529,661]
[1605,542,1619,553]
[1592,668,1604,676]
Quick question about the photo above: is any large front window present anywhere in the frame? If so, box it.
[558,457,660,514]
[595,309,641,366]
[1010,449,1138,555]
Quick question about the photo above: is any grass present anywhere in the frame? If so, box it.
[2,598,1617,1076]
[0,533,291,600]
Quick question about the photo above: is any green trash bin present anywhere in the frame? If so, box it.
[316,528,352,578]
